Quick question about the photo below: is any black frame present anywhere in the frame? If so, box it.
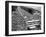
[5,1,45,36]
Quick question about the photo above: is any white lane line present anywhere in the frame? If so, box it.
[26,19,39,22]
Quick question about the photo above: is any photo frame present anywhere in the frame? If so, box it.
[5,1,45,36]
